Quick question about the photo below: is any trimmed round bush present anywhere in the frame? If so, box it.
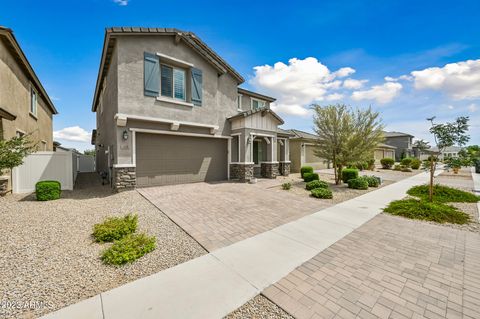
[362,176,380,187]
[303,172,319,182]
[341,168,359,183]
[300,166,313,178]
[410,158,421,169]
[380,158,394,169]
[93,214,138,242]
[311,188,333,199]
[305,180,329,190]
[347,177,369,190]
[400,157,413,167]
[35,180,61,201]
[101,233,156,266]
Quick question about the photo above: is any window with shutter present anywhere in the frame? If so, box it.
[161,65,173,97]
[173,69,185,100]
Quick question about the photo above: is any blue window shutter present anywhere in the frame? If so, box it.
[161,65,173,98]
[191,68,202,106]
[144,52,160,97]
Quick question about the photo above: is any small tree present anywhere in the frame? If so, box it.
[84,149,96,156]
[427,116,469,201]
[313,104,384,184]
[0,135,37,176]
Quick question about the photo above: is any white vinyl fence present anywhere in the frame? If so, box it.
[12,151,95,193]
[77,154,96,173]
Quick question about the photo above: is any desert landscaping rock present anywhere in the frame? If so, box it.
[0,174,206,319]
[225,294,293,319]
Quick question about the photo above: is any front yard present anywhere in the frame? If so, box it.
[0,173,206,319]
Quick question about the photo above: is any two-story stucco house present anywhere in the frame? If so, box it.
[91,27,291,191]
[0,26,57,192]
[383,131,414,161]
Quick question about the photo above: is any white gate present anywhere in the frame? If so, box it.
[77,155,95,172]
[12,151,78,193]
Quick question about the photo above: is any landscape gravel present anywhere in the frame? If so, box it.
[0,173,206,319]
[225,294,293,319]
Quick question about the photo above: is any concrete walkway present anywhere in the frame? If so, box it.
[41,172,435,319]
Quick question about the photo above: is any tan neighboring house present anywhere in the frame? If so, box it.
[91,27,291,191]
[0,26,57,191]
[286,129,328,173]
[374,143,396,162]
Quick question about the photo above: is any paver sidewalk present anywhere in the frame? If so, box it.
[41,172,435,319]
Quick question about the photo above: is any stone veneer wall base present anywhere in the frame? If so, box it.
[279,162,291,176]
[113,167,136,192]
[230,163,254,182]
[261,162,279,179]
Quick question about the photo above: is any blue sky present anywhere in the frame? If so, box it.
[1,0,479,150]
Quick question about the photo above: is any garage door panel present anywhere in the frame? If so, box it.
[136,133,227,187]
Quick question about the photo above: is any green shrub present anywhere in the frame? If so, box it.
[341,168,359,183]
[393,164,402,171]
[282,182,291,190]
[305,180,329,190]
[383,198,470,224]
[410,158,421,169]
[93,214,138,243]
[362,176,380,187]
[400,157,413,167]
[35,180,61,201]
[300,166,313,178]
[407,184,480,203]
[101,233,156,266]
[380,158,394,169]
[310,188,333,199]
[347,177,369,190]
[303,172,319,182]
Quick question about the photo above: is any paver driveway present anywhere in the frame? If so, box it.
[263,214,480,319]
[138,180,330,251]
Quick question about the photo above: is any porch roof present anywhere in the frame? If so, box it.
[227,107,284,124]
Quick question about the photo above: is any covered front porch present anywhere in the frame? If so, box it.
[228,108,291,182]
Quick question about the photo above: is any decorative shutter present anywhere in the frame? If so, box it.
[144,52,160,97]
[191,68,202,106]
[161,65,173,98]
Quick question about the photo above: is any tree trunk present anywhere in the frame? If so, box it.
[429,159,434,202]
[336,165,343,185]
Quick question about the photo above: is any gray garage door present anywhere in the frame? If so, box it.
[136,133,228,187]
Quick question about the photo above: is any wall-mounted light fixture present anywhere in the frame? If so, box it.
[122,130,129,141]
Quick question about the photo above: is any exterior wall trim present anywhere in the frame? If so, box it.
[113,164,136,168]
[156,52,195,68]
[115,113,219,131]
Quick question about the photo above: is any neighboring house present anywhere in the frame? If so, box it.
[383,131,414,161]
[91,27,290,191]
[374,143,396,162]
[0,26,57,190]
[421,146,462,161]
[286,129,328,173]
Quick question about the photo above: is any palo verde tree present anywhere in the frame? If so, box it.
[313,104,384,184]
[426,116,470,201]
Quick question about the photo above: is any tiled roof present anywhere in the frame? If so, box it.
[383,131,414,138]
[286,129,318,140]
[237,88,276,102]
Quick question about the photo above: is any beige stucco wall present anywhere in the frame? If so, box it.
[289,139,328,173]
[238,92,271,112]
[374,148,395,163]
[95,44,119,174]
[0,39,53,149]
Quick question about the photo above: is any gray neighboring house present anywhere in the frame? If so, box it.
[91,27,291,191]
[383,131,414,161]
[286,129,329,173]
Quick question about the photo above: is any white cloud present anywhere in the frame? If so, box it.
[411,59,480,99]
[113,0,128,6]
[351,82,403,104]
[325,93,344,101]
[343,78,368,89]
[447,105,454,110]
[251,57,355,116]
[54,126,91,143]
[468,103,478,113]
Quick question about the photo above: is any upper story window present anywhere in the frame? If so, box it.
[251,98,266,110]
[161,64,186,101]
[237,94,242,111]
[30,88,37,116]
